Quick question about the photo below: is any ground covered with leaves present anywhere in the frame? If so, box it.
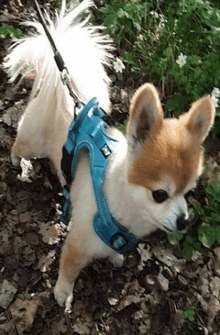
[0,1,220,335]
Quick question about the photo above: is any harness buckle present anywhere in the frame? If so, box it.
[101,144,111,157]
[110,233,128,251]
[60,67,83,119]
[61,68,69,86]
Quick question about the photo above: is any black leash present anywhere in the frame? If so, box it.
[33,0,83,117]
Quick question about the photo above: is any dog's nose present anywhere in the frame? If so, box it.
[176,214,188,231]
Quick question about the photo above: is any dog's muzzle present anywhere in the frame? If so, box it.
[162,213,188,232]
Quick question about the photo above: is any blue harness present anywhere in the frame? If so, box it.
[61,98,139,254]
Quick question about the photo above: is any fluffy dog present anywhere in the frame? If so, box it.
[4,0,215,307]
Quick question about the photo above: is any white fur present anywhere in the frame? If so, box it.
[4,0,215,308]
[4,0,113,185]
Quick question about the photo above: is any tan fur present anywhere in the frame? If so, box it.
[128,121,203,193]
[55,236,88,306]
[128,86,215,194]
[60,243,85,280]
[127,84,163,143]
[184,97,216,142]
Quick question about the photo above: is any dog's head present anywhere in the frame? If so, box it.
[126,84,215,233]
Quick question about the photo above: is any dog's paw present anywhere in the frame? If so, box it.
[54,280,74,307]
[109,253,124,268]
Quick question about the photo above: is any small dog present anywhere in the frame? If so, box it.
[4,0,215,307]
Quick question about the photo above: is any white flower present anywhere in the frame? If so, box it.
[211,87,220,98]
[113,57,125,73]
[149,11,159,18]
[208,87,220,108]
[138,34,144,41]
[176,52,187,68]
[209,94,219,108]
[160,15,167,24]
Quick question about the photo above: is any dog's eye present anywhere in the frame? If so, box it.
[152,189,169,203]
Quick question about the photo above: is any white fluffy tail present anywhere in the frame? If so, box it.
[4,0,113,114]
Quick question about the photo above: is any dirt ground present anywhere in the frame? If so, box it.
[0,1,220,335]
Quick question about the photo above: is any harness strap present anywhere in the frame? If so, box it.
[61,98,139,254]
[92,168,140,254]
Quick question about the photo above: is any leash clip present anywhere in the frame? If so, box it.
[61,67,83,118]
[61,67,70,86]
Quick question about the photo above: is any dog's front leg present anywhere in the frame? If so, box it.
[54,233,88,307]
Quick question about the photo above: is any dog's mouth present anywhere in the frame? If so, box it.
[161,224,177,233]
[162,224,187,234]
[165,226,174,233]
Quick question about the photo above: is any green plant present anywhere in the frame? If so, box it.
[169,179,220,261]
[100,0,220,136]
[101,0,220,255]
[100,0,150,48]
[54,0,71,9]
[118,120,127,134]
[183,308,195,322]
[182,236,202,262]
[0,24,23,40]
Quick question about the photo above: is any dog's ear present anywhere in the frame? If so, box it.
[126,83,163,154]
[185,97,215,143]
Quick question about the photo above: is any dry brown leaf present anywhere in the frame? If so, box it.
[50,317,67,335]
[207,277,220,331]
[73,313,93,335]
[0,280,17,309]
[117,279,145,311]
[137,243,152,271]
[10,297,39,335]
[153,246,187,278]
[39,222,64,245]
[0,321,16,334]
[36,250,56,272]
[0,124,12,149]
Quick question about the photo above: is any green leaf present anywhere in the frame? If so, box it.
[118,120,127,134]
[182,236,201,261]
[209,212,220,223]
[214,226,220,242]
[103,14,117,29]
[117,9,130,19]
[166,94,182,112]
[166,93,188,115]
[163,47,173,60]
[0,24,23,39]
[168,232,184,245]
[211,120,220,139]
[183,309,195,322]
[198,225,216,248]
[182,246,193,261]
[186,236,201,251]
[192,200,206,220]
[134,22,141,31]
[205,180,220,202]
